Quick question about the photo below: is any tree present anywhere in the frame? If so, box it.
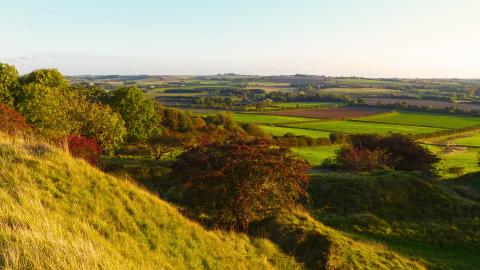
[336,147,391,173]
[0,63,18,106]
[15,83,76,138]
[18,68,69,89]
[108,87,160,141]
[170,139,310,230]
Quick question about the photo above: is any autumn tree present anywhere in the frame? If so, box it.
[170,139,310,230]
[0,103,28,135]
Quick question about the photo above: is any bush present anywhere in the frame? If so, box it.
[338,134,439,175]
[0,103,28,135]
[170,139,310,230]
[67,135,102,165]
[0,63,18,106]
[336,147,391,173]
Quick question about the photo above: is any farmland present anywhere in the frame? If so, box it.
[260,125,331,138]
[266,106,390,119]
[355,111,480,129]
[231,113,313,124]
[363,98,480,111]
[319,87,401,95]
[288,120,444,135]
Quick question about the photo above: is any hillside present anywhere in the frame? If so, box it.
[0,135,425,269]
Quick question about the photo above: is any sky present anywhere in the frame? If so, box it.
[1,0,479,77]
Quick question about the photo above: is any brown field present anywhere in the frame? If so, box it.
[265,106,389,119]
[363,98,480,111]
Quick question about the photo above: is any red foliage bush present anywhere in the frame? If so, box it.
[67,135,102,165]
[0,103,28,135]
[336,147,391,173]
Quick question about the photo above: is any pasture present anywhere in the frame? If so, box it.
[260,125,331,138]
[355,111,480,129]
[293,146,338,166]
[319,87,401,95]
[289,120,444,135]
[363,98,480,111]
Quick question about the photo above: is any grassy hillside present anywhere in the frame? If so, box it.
[0,135,300,270]
[308,172,480,269]
[0,135,426,269]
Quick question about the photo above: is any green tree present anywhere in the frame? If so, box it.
[0,63,18,106]
[170,139,310,230]
[15,83,75,138]
[108,87,160,141]
[18,68,69,89]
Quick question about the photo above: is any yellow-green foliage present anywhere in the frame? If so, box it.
[0,135,300,270]
[253,211,426,270]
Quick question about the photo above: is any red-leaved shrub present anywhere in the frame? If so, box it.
[67,135,102,165]
[0,103,28,135]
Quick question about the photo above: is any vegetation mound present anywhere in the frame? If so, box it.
[250,211,425,270]
[0,135,301,270]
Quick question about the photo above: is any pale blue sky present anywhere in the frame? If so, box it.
[1,0,479,77]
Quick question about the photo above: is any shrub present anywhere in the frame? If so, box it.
[339,134,439,175]
[170,139,310,230]
[0,63,18,106]
[336,147,391,173]
[67,135,102,165]
[0,103,28,135]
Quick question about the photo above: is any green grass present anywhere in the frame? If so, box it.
[251,211,426,270]
[307,172,480,269]
[260,125,331,138]
[289,120,444,135]
[320,87,401,95]
[0,135,301,269]
[355,111,480,129]
[454,134,480,147]
[425,145,480,178]
[232,113,313,124]
[293,146,338,166]
[326,78,408,86]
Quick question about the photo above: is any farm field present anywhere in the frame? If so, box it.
[426,145,480,178]
[319,87,401,95]
[454,134,480,147]
[326,78,408,86]
[355,111,480,129]
[266,106,390,119]
[363,98,480,111]
[231,113,314,124]
[260,125,331,138]
[271,102,344,109]
[292,146,339,166]
[288,120,444,135]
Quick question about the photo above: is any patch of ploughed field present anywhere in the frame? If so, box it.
[265,106,389,119]
[363,98,480,111]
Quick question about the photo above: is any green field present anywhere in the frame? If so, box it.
[232,113,313,124]
[260,125,331,138]
[320,87,401,95]
[356,111,480,129]
[454,134,480,147]
[289,120,444,135]
[426,145,479,178]
[293,146,338,166]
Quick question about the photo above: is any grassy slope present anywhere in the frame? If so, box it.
[0,136,301,270]
[0,136,427,270]
[308,172,480,269]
